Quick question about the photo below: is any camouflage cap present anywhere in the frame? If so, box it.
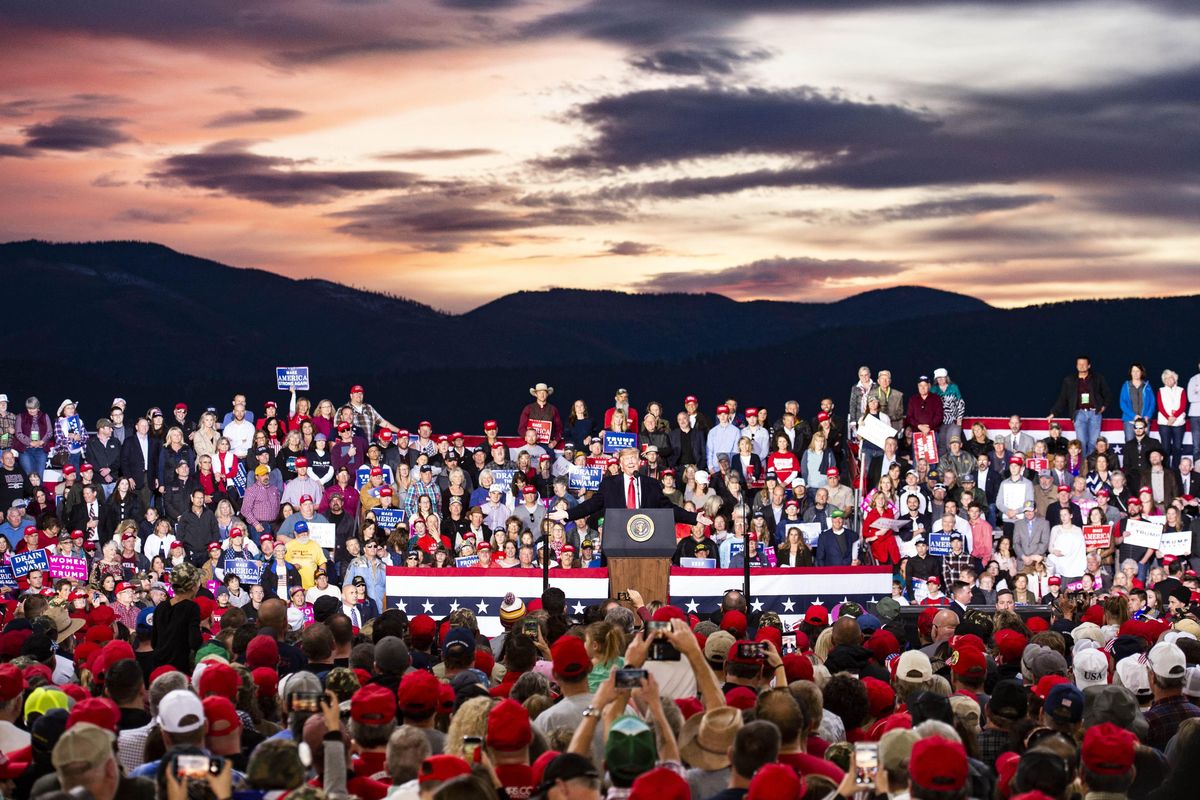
[170,562,202,594]
[246,738,306,790]
[447,607,478,633]
[325,667,361,702]
[285,786,329,800]
[757,611,782,631]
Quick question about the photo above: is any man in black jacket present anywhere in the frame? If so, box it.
[669,411,704,468]
[119,416,161,508]
[177,487,219,564]
[552,448,709,526]
[84,417,121,498]
[1122,418,1161,492]
[1048,356,1111,456]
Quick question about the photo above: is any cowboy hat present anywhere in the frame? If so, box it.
[529,382,554,397]
[45,605,86,644]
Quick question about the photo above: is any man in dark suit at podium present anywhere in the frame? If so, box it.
[549,448,712,527]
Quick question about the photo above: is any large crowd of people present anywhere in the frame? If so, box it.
[0,358,1197,799]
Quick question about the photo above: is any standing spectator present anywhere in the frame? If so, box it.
[1048,356,1111,455]
[348,385,397,441]
[905,375,944,448]
[120,416,161,509]
[223,401,256,459]
[53,399,87,471]
[85,417,121,499]
[931,368,965,458]
[670,412,704,469]
[241,466,282,538]
[0,394,15,454]
[869,371,905,435]
[564,399,599,449]
[1119,363,1157,443]
[706,405,740,472]
[1157,369,1187,468]
[848,366,875,424]
[14,396,53,479]
[603,388,638,431]
[517,382,562,447]
[1144,641,1200,751]
[1188,361,1200,461]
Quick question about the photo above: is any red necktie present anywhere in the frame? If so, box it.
[627,476,637,509]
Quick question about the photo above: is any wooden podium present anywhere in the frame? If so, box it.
[603,508,676,606]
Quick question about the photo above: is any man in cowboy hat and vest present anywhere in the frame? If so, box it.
[518,381,562,449]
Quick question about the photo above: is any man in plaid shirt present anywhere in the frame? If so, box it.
[942,532,974,585]
[404,464,441,517]
[348,384,396,440]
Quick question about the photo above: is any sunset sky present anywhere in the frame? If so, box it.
[1,0,1197,311]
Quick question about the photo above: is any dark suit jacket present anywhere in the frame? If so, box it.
[567,473,698,525]
[120,434,162,491]
[867,455,910,488]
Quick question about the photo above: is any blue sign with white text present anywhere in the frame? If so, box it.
[568,466,603,491]
[372,508,406,529]
[11,549,49,577]
[276,366,310,390]
[602,431,637,453]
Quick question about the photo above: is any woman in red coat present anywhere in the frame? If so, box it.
[765,433,801,487]
[862,491,901,565]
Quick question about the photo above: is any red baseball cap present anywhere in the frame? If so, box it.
[485,699,532,751]
[207,542,222,552]
[198,662,240,701]
[418,420,432,429]
[551,637,591,681]
[825,467,840,477]
[1048,576,1062,586]
[204,695,243,736]
[420,755,472,787]
[1082,722,1137,775]
[484,420,498,430]
[379,486,394,497]
[1057,485,1070,493]
[295,457,308,468]
[0,664,25,702]
[265,401,277,409]
[351,683,398,725]
[251,667,278,698]
[62,465,76,476]
[114,581,134,593]
[909,737,968,792]
[817,411,830,422]
[351,385,364,393]
[716,404,730,414]
[522,485,537,495]
[175,402,188,411]
[745,407,759,417]
[804,604,829,626]
[378,428,394,440]
[67,697,121,733]
[298,493,313,504]
[337,421,352,432]
[720,610,747,637]
[948,647,986,680]
[1009,455,1024,464]
[370,466,383,476]
[397,670,440,717]
[684,395,698,404]
[631,766,691,800]
[80,463,93,471]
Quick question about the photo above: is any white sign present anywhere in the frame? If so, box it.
[308,522,336,549]
[1159,529,1193,557]
[858,415,898,450]
[1122,518,1163,550]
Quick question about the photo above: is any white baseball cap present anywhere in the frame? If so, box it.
[1114,656,1151,699]
[933,368,948,379]
[158,689,205,734]
[1184,666,1200,700]
[1073,648,1109,690]
[694,471,710,485]
[1147,641,1188,680]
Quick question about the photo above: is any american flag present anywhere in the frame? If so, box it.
[669,566,894,628]
[385,566,611,637]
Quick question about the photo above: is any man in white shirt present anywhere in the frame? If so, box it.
[742,408,770,459]
[340,582,363,628]
[223,404,255,458]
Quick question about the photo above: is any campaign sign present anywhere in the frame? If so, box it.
[602,431,637,454]
[1083,524,1112,550]
[371,508,406,530]
[307,522,337,549]
[490,469,517,489]
[225,559,264,584]
[355,463,393,490]
[858,415,898,450]
[231,462,248,498]
[912,431,939,465]
[47,555,88,581]
[276,366,310,391]
[1159,529,1193,557]
[10,549,49,577]
[302,605,315,624]
[926,530,953,556]
[529,419,553,445]
[1026,457,1049,472]
[1122,518,1163,550]
[568,466,603,492]
[455,555,480,568]
[911,578,929,603]
[0,565,16,588]
[680,557,717,568]
[789,523,823,547]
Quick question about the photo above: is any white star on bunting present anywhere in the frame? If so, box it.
[422,600,435,614]
[449,600,461,613]
[476,600,489,614]
[396,600,407,613]
[571,602,586,615]
[750,599,764,613]
[685,599,699,614]
[781,598,795,613]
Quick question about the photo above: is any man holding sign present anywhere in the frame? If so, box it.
[518,382,561,447]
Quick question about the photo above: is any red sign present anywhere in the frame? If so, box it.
[913,431,939,465]
[1026,457,1049,472]
[529,419,552,444]
[1083,524,1112,550]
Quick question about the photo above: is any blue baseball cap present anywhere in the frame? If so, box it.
[294,521,309,534]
